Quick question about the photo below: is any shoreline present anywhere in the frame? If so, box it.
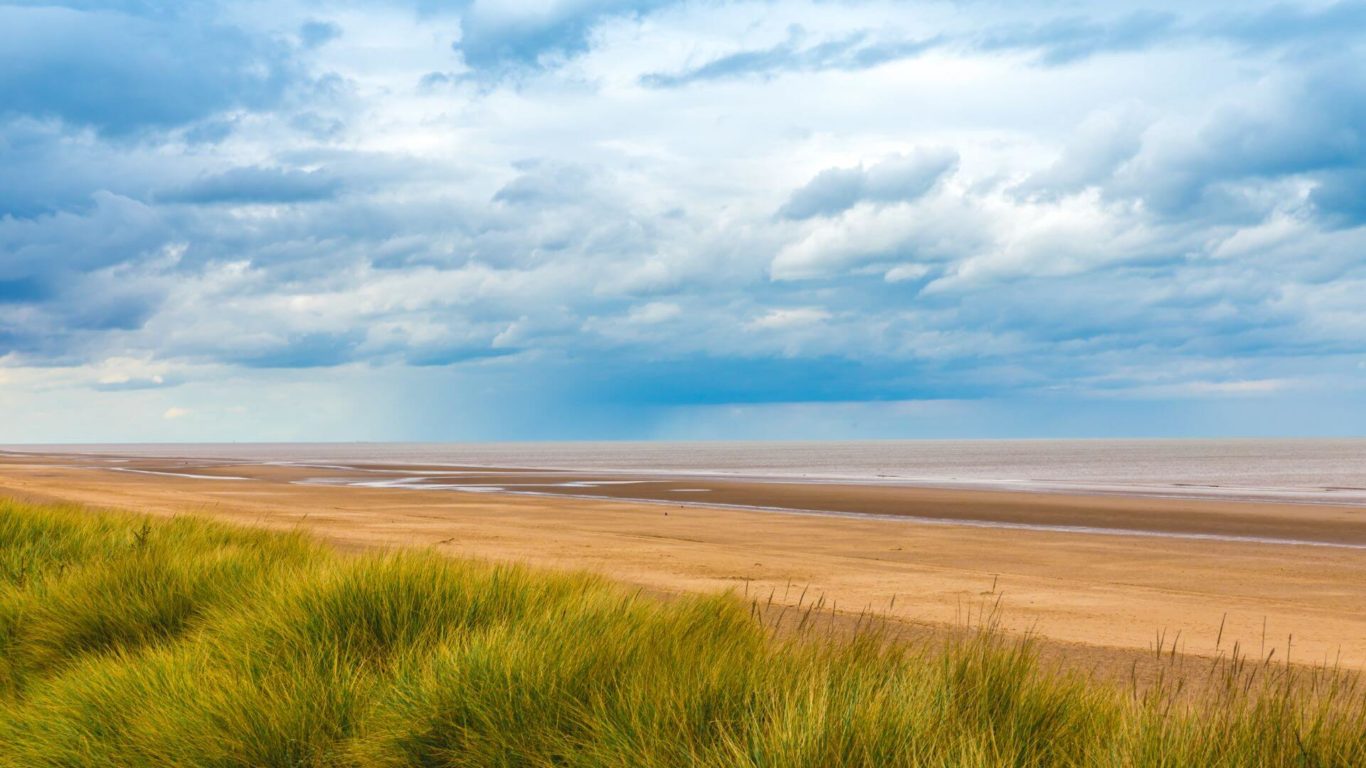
[3,449,1366,671]
[32,449,1366,546]
[6,439,1366,507]
[294,473,1366,551]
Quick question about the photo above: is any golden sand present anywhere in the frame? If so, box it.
[3,451,1364,673]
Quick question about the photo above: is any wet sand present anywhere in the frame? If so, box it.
[3,450,1366,674]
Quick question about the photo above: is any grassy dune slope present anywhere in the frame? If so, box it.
[1,499,1364,767]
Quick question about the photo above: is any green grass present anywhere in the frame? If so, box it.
[1,498,1363,766]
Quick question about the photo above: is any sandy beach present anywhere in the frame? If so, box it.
[3,449,1365,674]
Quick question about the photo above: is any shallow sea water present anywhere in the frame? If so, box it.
[9,439,1366,503]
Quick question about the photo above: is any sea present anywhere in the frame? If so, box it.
[7,439,1366,505]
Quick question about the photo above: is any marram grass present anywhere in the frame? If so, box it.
[1,499,1363,766]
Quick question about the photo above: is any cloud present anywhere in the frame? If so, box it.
[1310,169,1366,225]
[558,354,964,407]
[0,191,164,275]
[162,406,191,419]
[779,149,958,221]
[455,0,672,77]
[1013,105,1149,200]
[163,167,342,205]
[1109,60,1366,218]
[0,192,172,358]
[1205,2,1366,51]
[89,356,178,391]
[224,332,366,370]
[93,377,171,392]
[973,4,1366,67]
[635,3,1366,89]
[492,161,595,206]
[2,0,1365,441]
[0,277,52,304]
[299,20,342,49]
[0,117,173,217]
[749,307,830,330]
[0,5,301,135]
[626,302,682,324]
[641,29,939,88]
[977,11,1178,66]
[770,193,992,281]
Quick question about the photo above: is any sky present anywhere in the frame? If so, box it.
[2,0,1366,442]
